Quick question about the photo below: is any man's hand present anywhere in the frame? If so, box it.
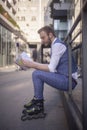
[21,58,32,68]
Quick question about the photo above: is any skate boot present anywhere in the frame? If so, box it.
[24,97,40,109]
[21,98,46,121]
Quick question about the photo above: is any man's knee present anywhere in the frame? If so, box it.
[32,70,40,79]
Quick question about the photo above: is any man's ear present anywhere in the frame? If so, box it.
[49,33,52,38]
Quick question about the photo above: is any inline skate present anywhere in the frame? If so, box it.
[21,98,46,121]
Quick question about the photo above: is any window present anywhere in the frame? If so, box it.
[31,16,36,21]
[21,16,25,21]
[18,8,20,11]
[26,24,29,26]
[16,16,20,21]
[54,19,67,30]
[2,26,6,55]
[2,0,5,2]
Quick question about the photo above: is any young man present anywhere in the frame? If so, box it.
[21,26,77,120]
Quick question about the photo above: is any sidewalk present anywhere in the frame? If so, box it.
[0,65,20,75]
[0,69,69,130]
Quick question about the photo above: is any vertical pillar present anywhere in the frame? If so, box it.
[40,44,43,63]
[37,43,41,62]
[82,1,87,129]
[16,42,19,59]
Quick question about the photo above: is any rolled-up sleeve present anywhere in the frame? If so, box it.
[48,43,66,72]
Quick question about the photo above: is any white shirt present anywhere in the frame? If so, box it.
[48,38,78,80]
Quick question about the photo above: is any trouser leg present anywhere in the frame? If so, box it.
[32,70,76,99]
[32,70,44,99]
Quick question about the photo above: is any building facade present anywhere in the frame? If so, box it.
[68,0,82,73]
[15,0,49,62]
[0,0,27,67]
[49,0,72,40]
[16,0,49,43]
[44,0,82,67]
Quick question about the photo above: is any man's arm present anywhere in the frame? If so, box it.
[22,59,50,72]
[48,43,67,72]
[22,43,66,72]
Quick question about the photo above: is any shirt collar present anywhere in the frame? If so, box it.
[52,37,57,45]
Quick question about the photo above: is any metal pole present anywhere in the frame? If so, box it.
[82,1,87,129]
[68,35,72,96]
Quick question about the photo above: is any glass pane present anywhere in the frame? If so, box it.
[7,30,12,65]
[54,19,68,31]
[2,26,6,55]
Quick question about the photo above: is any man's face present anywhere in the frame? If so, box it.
[39,31,51,45]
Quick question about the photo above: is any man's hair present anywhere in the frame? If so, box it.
[38,26,56,37]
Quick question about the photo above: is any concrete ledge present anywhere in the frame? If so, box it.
[60,91,83,130]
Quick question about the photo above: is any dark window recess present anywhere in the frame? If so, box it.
[6,1,11,9]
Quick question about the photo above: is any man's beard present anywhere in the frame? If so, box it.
[44,37,51,46]
[48,37,52,44]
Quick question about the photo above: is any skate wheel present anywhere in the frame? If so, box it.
[21,114,28,121]
[40,113,46,118]
[21,113,47,121]
[22,109,27,114]
[30,113,46,120]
